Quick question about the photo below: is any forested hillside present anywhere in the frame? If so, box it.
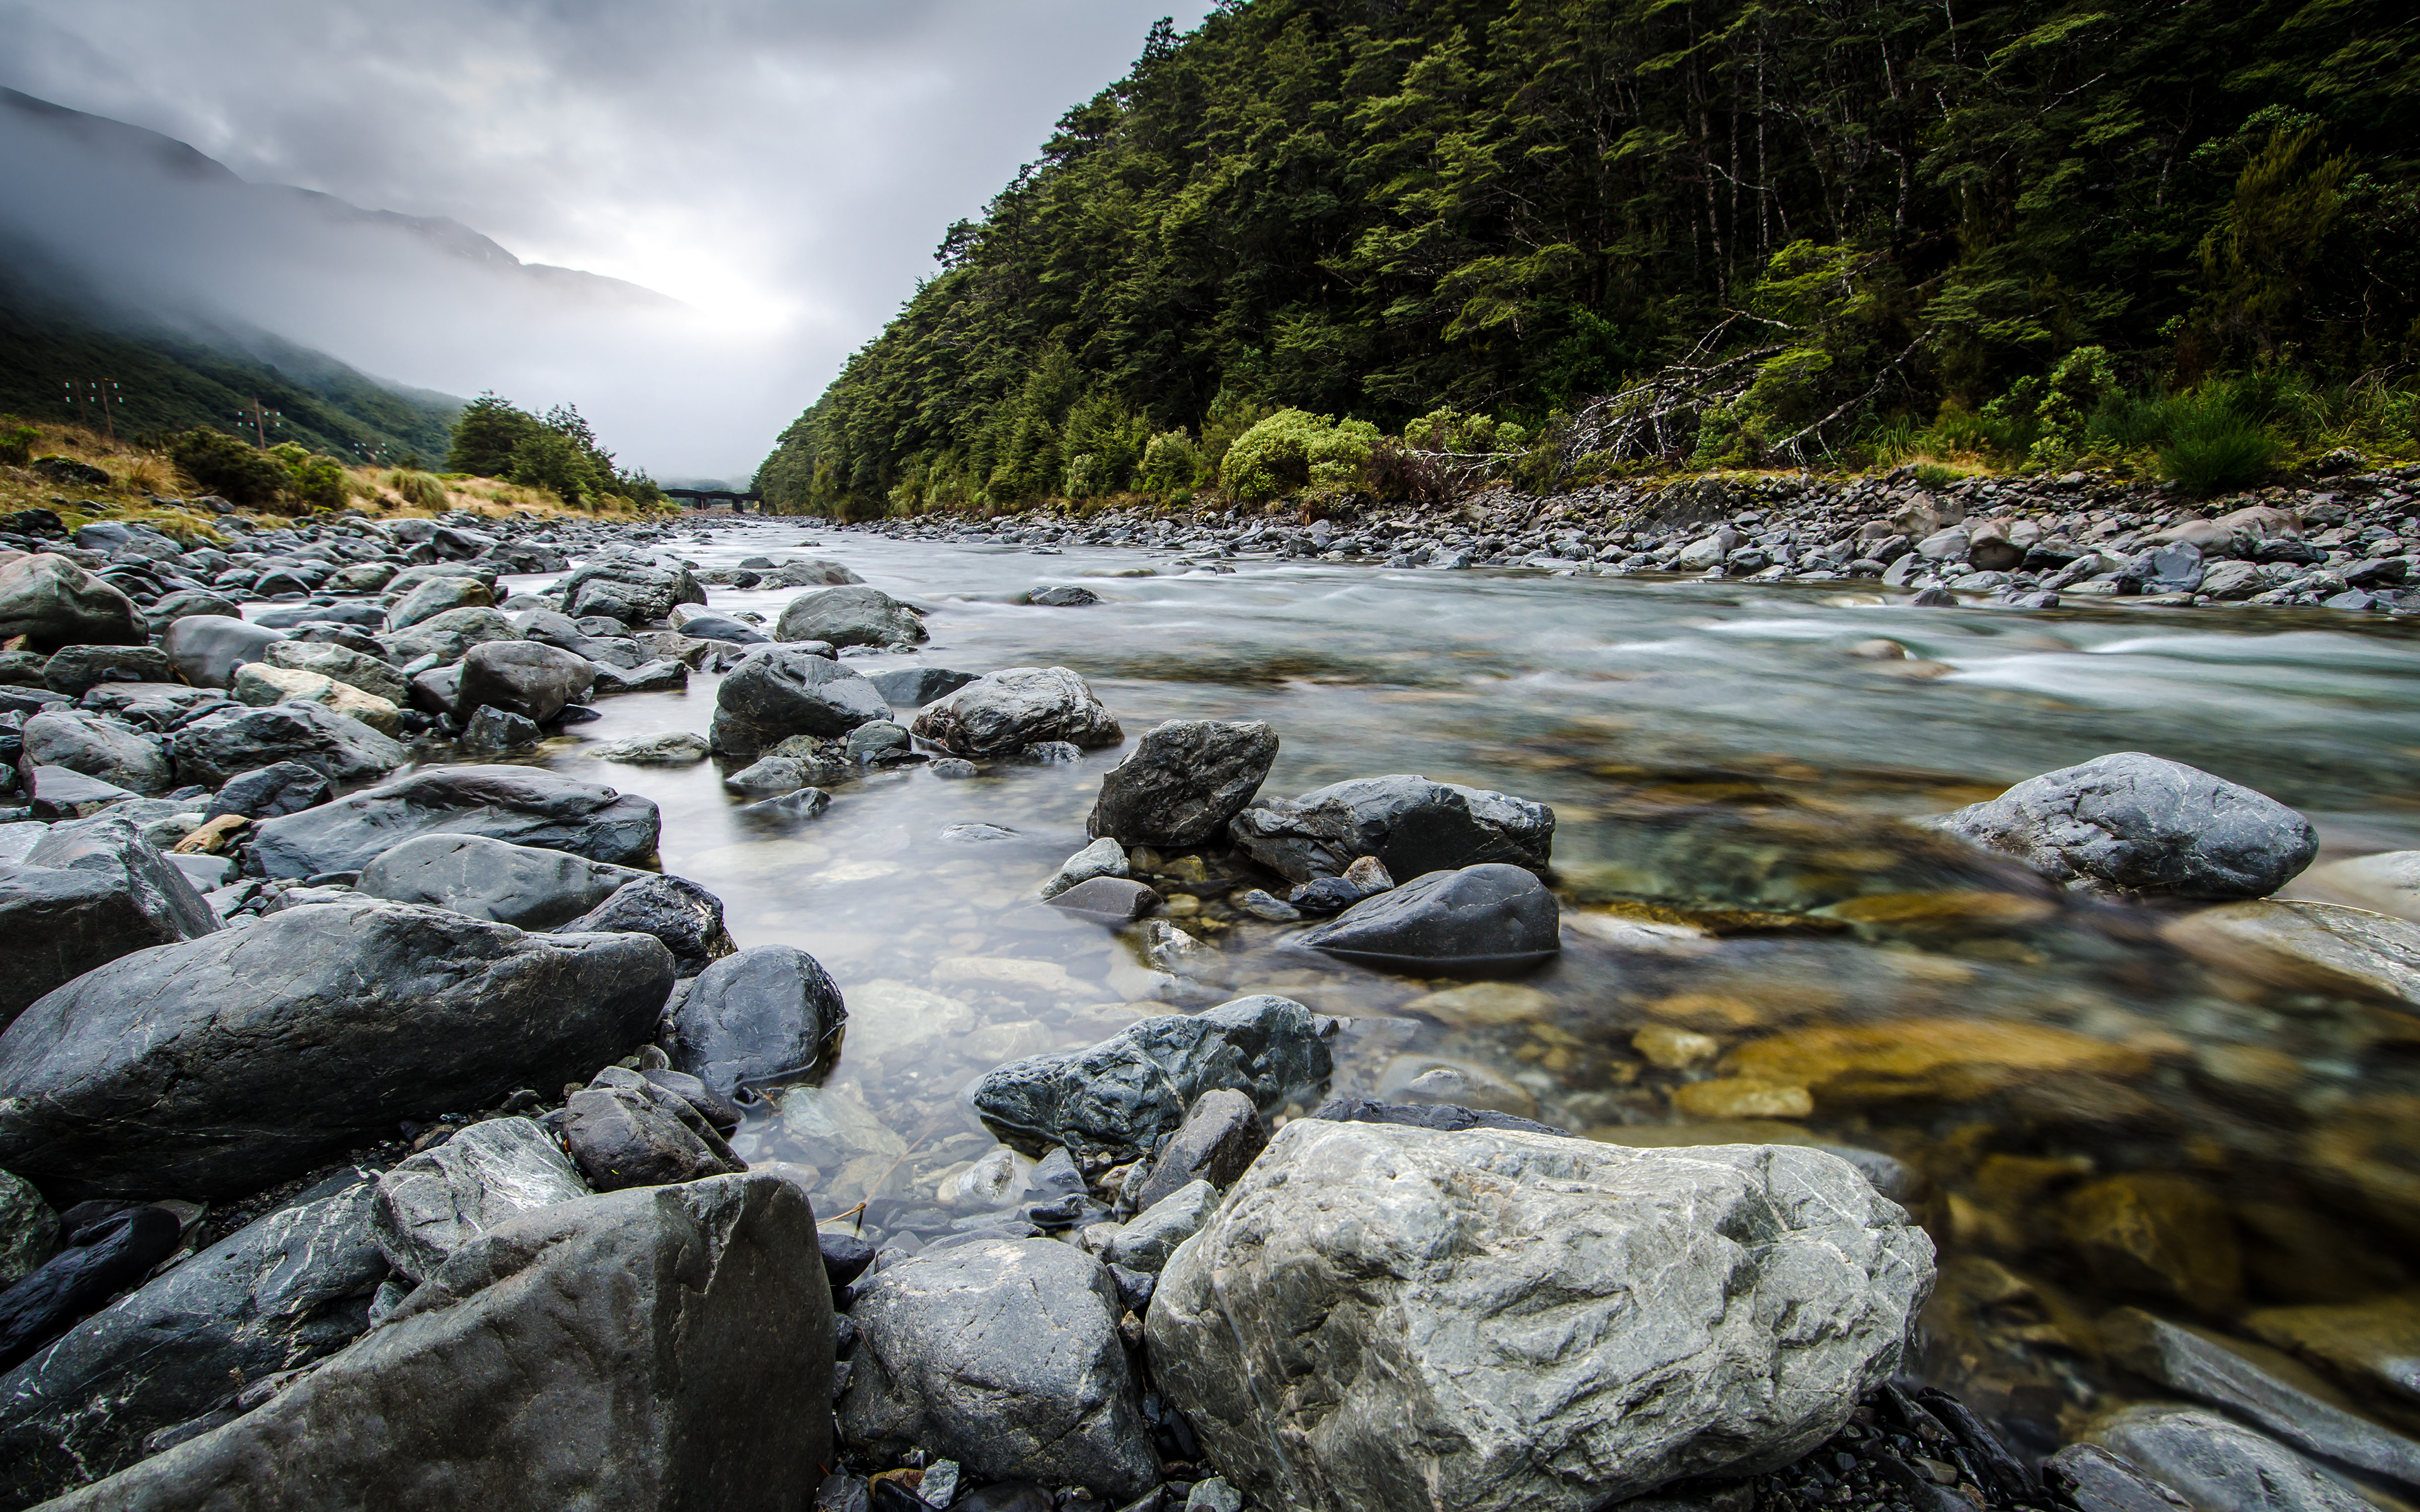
[760,0,2418,516]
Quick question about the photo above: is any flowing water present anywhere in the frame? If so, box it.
[511,525,2420,1452]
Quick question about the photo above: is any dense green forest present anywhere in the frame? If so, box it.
[758,0,2419,515]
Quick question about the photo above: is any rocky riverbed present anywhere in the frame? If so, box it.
[1,489,2419,1512]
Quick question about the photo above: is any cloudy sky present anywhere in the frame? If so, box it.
[0,0,1213,481]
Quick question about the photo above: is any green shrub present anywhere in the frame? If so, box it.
[1403,409,1526,454]
[169,427,290,505]
[1908,462,1963,490]
[2157,386,2279,494]
[1061,451,1113,498]
[1220,410,1381,501]
[291,455,348,511]
[383,469,449,509]
[0,425,38,467]
[1137,430,1201,491]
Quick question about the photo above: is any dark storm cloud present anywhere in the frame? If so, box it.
[0,0,1209,480]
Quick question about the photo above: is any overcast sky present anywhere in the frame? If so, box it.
[0,0,1213,481]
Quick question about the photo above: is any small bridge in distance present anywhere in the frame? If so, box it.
[662,487,762,512]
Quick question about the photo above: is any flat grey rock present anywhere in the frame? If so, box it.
[1298,862,1560,975]
[911,667,1121,757]
[2096,1407,2368,1512]
[371,1117,591,1282]
[1229,774,1554,884]
[248,765,662,879]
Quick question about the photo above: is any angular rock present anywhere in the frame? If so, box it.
[0,815,217,1027]
[18,709,168,796]
[710,644,890,755]
[1040,836,1129,900]
[356,833,648,930]
[1148,1121,1935,1512]
[869,667,979,707]
[37,1170,833,1512]
[971,996,1332,1162]
[911,667,1121,757]
[372,1118,589,1283]
[1100,1181,1216,1274]
[1299,863,1561,975]
[384,574,493,629]
[168,701,408,789]
[555,874,736,978]
[0,1208,184,1377]
[737,788,833,825]
[0,900,673,1201]
[2044,1444,2195,1512]
[1936,752,2317,898]
[1048,876,1160,924]
[1229,774,1555,884]
[16,767,134,820]
[1131,1089,1265,1212]
[2095,1407,2365,1512]
[0,1177,55,1292]
[458,705,543,753]
[203,762,331,822]
[2162,900,2420,1010]
[562,1068,747,1191]
[229,663,403,735]
[458,640,596,724]
[1086,719,1277,849]
[159,616,285,689]
[561,558,702,626]
[774,585,928,648]
[72,683,230,732]
[665,608,766,644]
[0,557,141,652]
[249,765,662,879]
[0,1172,384,1506]
[839,1237,1155,1501]
[39,646,174,697]
[672,945,847,1097]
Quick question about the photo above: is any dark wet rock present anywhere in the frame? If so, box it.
[455,640,595,725]
[972,995,1331,1163]
[74,683,233,732]
[158,616,282,690]
[1048,876,1160,924]
[666,609,766,644]
[142,590,241,626]
[37,1169,833,1512]
[2096,1407,2365,1512]
[384,575,493,629]
[19,710,169,795]
[1286,876,1364,914]
[589,656,691,696]
[710,644,890,755]
[640,1068,742,1137]
[1936,752,2318,898]
[819,1230,877,1290]
[1308,1094,1567,1137]
[672,946,847,1098]
[407,663,463,716]
[737,787,833,825]
[0,1172,384,1507]
[0,557,141,652]
[1030,585,1098,607]
[844,719,911,765]
[202,761,331,822]
[839,1236,1156,1503]
[910,667,1122,757]
[168,701,408,789]
[1131,1089,1266,1212]
[1086,719,1277,850]
[869,667,979,707]
[554,874,736,978]
[39,646,175,697]
[18,767,135,820]
[356,833,648,929]
[371,1118,589,1283]
[723,756,821,794]
[0,815,217,1027]
[456,705,544,753]
[1299,863,1561,975]
[0,1208,183,1377]
[2045,1444,2195,1512]
[1147,1121,1933,1512]
[250,765,662,878]
[562,1067,748,1191]
[0,900,673,1202]
[774,585,928,648]
[1229,774,1555,885]
[562,557,703,625]
[1099,1180,1218,1274]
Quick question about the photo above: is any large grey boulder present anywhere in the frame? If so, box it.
[248,765,662,879]
[38,1170,834,1512]
[159,616,285,689]
[357,833,647,929]
[18,710,168,796]
[773,585,927,648]
[384,574,493,630]
[2095,1407,2366,1512]
[1298,863,1561,975]
[709,645,889,755]
[1229,774,1555,884]
[456,639,596,724]
[168,701,408,789]
[870,666,978,707]
[671,945,847,1098]
[372,1117,589,1282]
[971,995,1331,1162]
[1936,752,2317,898]
[555,874,735,978]
[0,901,673,1202]
[0,1171,386,1508]
[1129,1089,1265,1213]
[39,646,175,697]
[561,557,704,626]
[1148,1122,1935,1512]
[260,639,410,706]
[0,556,141,652]
[0,816,217,1028]
[910,667,1122,757]
[839,1237,1155,1502]
[1086,719,1277,849]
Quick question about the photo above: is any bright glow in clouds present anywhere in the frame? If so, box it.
[0,0,1210,482]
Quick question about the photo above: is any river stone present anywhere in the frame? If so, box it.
[458,706,543,753]
[143,590,242,626]
[0,1208,185,1378]
[2094,1407,2365,1512]
[0,900,674,1202]
[73,684,232,733]
[838,1237,1155,1502]
[2045,1444,2195,1512]
[672,945,847,1097]
[0,1172,385,1506]
[710,644,890,755]
[911,667,1122,757]
[37,1169,832,1512]
[2162,900,2420,1009]
[168,701,408,789]
[560,558,704,626]
[384,574,493,630]
[1130,1089,1266,1213]
[160,616,285,689]
[1086,719,1277,849]
[562,1068,747,1192]
[372,1118,589,1283]
[773,585,928,648]
[0,1176,56,1292]
[2290,850,2420,923]
[0,815,217,1028]
[229,664,404,735]
[0,556,141,651]
[1147,1121,1935,1512]
[39,646,175,697]
[356,833,648,930]
[249,765,662,879]
[971,995,1331,1162]
[666,607,765,644]
[1935,752,2317,898]
[18,710,169,795]
[594,731,711,765]
[458,640,596,724]
[17,768,134,821]
[1229,774,1556,884]
[556,874,737,978]
[1299,863,1561,975]
[870,667,979,707]
[1040,836,1129,900]
[204,762,331,822]
[1047,876,1160,924]
[1099,1180,1217,1273]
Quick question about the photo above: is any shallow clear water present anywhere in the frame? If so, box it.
[504,524,2420,1448]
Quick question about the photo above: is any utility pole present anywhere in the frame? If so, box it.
[235,399,279,447]
[62,380,125,440]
